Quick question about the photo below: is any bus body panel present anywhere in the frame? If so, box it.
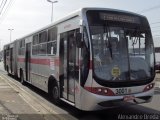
[58,16,80,34]
[80,86,154,111]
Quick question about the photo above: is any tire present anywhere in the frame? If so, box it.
[51,84,60,104]
[20,71,25,85]
[6,66,9,75]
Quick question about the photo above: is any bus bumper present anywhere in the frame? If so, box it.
[80,88,154,111]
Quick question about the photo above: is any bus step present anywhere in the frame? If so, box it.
[60,98,75,106]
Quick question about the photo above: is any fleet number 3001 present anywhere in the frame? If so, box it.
[115,88,128,95]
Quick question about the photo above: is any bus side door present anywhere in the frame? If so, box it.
[25,43,31,82]
[60,29,79,103]
[10,48,13,73]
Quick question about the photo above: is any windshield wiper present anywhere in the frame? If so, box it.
[103,22,113,59]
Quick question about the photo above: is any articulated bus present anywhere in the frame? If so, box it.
[3,8,155,111]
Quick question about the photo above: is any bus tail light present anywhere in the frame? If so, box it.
[143,83,155,92]
[84,87,115,96]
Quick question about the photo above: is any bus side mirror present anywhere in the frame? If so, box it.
[76,33,83,48]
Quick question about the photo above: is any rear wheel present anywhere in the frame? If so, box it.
[6,66,9,75]
[20,71,25,85]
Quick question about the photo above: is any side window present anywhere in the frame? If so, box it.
[6,46,9,56]
[33,34,39,45]
[32,45,39,55]
[47,27,57,55]
[18,39,25,55]
[22,39,25,47]
[47,42,57,55]
[48,27,57,41]
[38,31,47,55]
[39,31,47,43]
[32,34,39,56]
[32,27,57,56]
[39,44,47,55]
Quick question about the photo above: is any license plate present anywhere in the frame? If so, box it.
[115,88,128,95]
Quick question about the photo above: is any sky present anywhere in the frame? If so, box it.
[0,0,160,51]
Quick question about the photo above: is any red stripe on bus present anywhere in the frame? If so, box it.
[18,57,50,65]
[18,58,25,62]
[18,58,92,68]
[30,59,50,65]
[17,57,60,66]
[54,59,60,65]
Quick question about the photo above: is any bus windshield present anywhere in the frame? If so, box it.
[87,10,155,82]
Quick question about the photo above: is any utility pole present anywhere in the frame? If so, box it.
[47,0,58,23]
[8,29,14,42]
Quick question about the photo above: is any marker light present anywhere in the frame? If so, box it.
[143,83,155,92]
[84,87,115,96]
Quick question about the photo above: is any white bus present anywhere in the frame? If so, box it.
[4,8,155,111]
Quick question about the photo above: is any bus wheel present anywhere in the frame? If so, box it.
[6,66,9,75]
[20,71,25,85]
[51,85,60,104]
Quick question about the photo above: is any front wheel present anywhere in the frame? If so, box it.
[51,85,60,104]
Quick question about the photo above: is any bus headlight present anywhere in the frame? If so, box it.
[143,83,155,92]
[84,87,115,96]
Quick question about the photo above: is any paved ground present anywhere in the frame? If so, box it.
[0,75,67,120]
[0,75,41,119]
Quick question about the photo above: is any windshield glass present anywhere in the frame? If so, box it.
[91,26,154,81]
[87,11,155,82]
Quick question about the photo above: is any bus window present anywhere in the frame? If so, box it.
[48,27,57,41]
[21,39,25,47]
[32,45,39,55]
[33,34,39,45]
[39,31,47,43]
[39,43,47,55]
[47,27,57,55]
[47,42,57,55]
[18,39,25,55]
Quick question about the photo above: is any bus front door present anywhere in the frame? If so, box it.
[25,43,31,83]
[60,30,78,103]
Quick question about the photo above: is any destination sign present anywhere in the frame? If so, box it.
[99,13,140,24]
